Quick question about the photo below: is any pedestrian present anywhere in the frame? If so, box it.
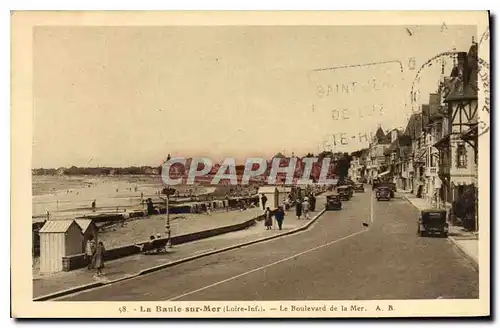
[295,199,303,219]
[206,204,212,215]
[261,194,268,210]
[302,197,310,219]
[91,199,96,212]
[122,209,129,227]
[92,241,106,277]
[85,236,96,270]
[264,207,273,230]
[310,193,316,212]
[275,206,285,230]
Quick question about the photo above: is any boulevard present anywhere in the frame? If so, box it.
[56,188,478,301]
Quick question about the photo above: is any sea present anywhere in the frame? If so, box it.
[32,175,197,222]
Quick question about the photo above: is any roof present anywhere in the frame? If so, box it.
[373,127,391,144]
[75,219,95,233]
[445,46,478,102]
[39,220,79,233]
[404,113,422,139]
[375,127,386,140]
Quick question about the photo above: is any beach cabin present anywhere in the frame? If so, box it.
[258,186,291,210]
[39,220,83,273]
[75,219,99,252]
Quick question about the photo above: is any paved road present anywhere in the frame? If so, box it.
[57,189,478,301]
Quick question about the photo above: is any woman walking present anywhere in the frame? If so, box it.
[264,207,273,230]
[275,206,285,230]
[92,241,106,277]
[295,199,303,219]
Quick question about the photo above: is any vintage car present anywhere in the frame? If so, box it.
[373,182,396,197]
[337,186,351,201]
[324,192,342,211]
[418,209,449,237]
[386,182,396,198]
[376,186,391,201]
[353,183,365,193]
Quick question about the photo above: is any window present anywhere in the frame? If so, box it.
[436,122,442,139]
[456,144,467,168]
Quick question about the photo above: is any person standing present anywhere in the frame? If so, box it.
[91,199,96,212]
[264,207,273,230]
[302,197,310,219]
[275,206,285,230]
[295,199,303,219]
[92,241,106,277]
[85,236,96,270]
[261,194,268,210]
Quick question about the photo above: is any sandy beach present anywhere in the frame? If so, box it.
[32,175,259,221]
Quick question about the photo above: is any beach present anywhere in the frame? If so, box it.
[32,175,220,221]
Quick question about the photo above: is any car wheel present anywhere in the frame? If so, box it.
[441,232,448,238]
[419,231,425,237]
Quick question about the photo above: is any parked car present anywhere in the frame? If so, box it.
[418,209,449,237]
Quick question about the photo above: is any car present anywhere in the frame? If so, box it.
[385,182,396,198]
[337,186,351,201]
[324,192,342,211]
[373,182,396,197]
[376,186,391,201]
[353,183,365,193]
[418,209,448,237]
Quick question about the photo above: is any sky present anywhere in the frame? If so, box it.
[33,25,476,168]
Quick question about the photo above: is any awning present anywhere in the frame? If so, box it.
[377,171,390,177]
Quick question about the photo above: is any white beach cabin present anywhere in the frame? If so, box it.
[39,220,83,273]
[257,186,291,210]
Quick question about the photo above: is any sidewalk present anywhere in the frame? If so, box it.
[97,207,264,249]
[33,197,326,299]
[399,191,478,266]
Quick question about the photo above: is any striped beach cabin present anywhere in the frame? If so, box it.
[39,220,83,273]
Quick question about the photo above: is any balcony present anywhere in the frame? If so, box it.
[425,167,438,177]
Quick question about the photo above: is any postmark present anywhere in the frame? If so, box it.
[409,32,490,139]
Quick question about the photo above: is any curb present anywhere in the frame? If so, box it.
[448,236,479,269]
[139,208,326,276]
[35,208,326,301]
[400,193,479,268]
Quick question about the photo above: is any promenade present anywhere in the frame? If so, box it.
[33,196,325,299]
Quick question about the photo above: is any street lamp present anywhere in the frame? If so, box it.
[160,187,176,248]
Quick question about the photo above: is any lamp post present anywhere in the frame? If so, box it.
[160,187,175,248]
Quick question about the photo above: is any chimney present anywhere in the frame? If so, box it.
[457,52,468,79]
